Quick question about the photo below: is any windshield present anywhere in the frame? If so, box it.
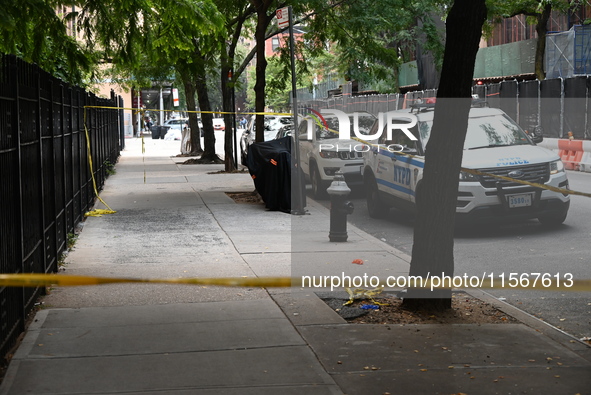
[419,113,532,150]
[315,113,377,140]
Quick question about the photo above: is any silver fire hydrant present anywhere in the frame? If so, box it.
[326,171,354,242]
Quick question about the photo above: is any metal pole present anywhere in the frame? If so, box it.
[159,88,164,126]
[288,6,305,214]
[137,90,141,135]
[232,84,238,168]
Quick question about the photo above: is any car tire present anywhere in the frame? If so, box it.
[310,164,327,199]
[538,211,567,227]
[366,172,386,218]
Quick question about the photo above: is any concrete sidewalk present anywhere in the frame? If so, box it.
[1,137,590,394]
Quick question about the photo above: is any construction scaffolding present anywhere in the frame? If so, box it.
[546,25,591,79]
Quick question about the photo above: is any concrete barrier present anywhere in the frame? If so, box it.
[538,138,591,173]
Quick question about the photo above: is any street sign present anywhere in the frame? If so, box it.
[172,88,179,107]
[276,7,289,29]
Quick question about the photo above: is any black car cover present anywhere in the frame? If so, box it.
[245,137,296,213]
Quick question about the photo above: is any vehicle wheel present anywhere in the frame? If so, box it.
[366,174,386,218]
[310,164,327,199]
[538,211,567,227]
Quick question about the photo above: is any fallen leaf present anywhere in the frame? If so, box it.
[352,259,364,265]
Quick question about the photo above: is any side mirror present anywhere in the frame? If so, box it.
[531,125,544,144]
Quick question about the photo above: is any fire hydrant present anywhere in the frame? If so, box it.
[326,171,354,242]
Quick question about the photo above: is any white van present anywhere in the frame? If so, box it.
[361,106,570,226]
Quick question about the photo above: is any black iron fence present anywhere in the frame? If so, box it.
[0,55,123,360]
[300,77,591,140]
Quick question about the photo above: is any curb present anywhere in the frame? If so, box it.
[465,288,591,359]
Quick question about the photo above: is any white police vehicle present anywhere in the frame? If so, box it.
[361,105,570,226]
[298,111,377,198]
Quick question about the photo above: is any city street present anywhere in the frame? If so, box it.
[314,170,591,341]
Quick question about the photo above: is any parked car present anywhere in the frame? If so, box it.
[297,111,377,198]
[163,118,188,131]
[361,104,570,226]
[213,118,225,131]
[240,115,293,165]
[163,118,187,141]
[275,124,294,140]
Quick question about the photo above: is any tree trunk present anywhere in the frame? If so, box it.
[221,63,236,171]
[195,71,222,163]
[181,75,203,155]
[253,2,269,143]
[219,6,252,172]
[535,3,552,81]
[403,0,487,311]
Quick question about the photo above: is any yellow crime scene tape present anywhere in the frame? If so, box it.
[63,108,590,292]
[348,134,591,199]
[83,108,116,217]
[81,106,293,201]
[0,274,590,291]
[0,274,293,288]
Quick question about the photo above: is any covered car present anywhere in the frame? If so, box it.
[245,136,304,213]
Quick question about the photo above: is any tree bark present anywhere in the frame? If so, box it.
[403,0,487,311]
[535,3,552,80]
[221,65,236,171]
[220,6,252,172]
[180,73,203,155]
[254,5,269,143]
[250,0,275,143]
[195,67,222,163]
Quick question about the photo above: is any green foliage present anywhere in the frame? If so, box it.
[488,0,580,21]
[104,160,116,176]
[1,0,96,86]
[302,0,445,93]
[58,233,79,267]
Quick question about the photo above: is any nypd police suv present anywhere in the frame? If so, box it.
[361,104,570,226]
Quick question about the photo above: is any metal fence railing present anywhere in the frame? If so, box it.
[0,55,123,361]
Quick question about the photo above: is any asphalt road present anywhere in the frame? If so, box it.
[313,170,591,341]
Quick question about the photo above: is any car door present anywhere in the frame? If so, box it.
[373,126,420,202]
[297,119,313,177]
